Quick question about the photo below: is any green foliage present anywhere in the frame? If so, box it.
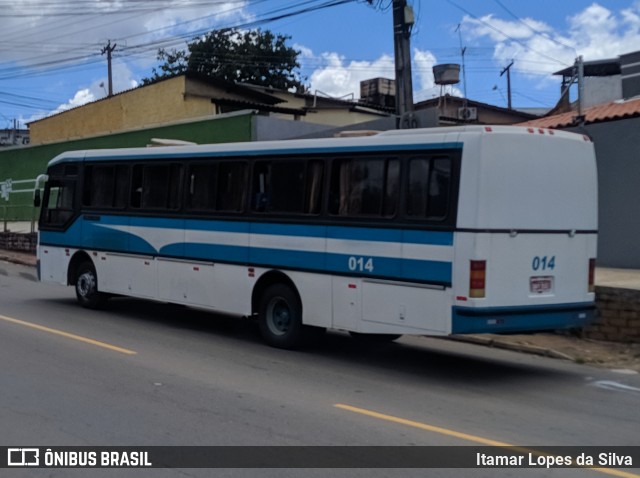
[142,28,306,92]
[142,48,189,83]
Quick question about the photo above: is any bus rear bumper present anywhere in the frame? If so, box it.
[451,302,596,334]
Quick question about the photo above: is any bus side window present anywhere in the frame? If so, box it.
[42,180,75,227]
[252,162,271,212]
[187,163,217,211]
[305,160,324,215]
[407,157,451,220]
[251,160,323,215]
[83,164,128,209]
[132,163,183,210]
[216,162,247,212]
[330,157,398,217]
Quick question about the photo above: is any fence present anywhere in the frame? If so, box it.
[0,205,39,233]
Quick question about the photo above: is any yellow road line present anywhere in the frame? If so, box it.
[335,403,640,478]
[0,314,137,355]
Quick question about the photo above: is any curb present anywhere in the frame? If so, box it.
[0,254,37,268]
[447,334,576,361]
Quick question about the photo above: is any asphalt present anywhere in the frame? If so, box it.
[1,248,639,368]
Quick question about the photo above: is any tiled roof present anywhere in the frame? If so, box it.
[519,97,640,128]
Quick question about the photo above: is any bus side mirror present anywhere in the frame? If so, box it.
[34,189,41,208]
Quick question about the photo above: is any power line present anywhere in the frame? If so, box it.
[491,0,577,54]
[443,0,570,67]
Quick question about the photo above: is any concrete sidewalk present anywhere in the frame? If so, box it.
[0,248,36,267]
[596,267,640,291]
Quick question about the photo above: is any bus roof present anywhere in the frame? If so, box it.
[47,125,589,167]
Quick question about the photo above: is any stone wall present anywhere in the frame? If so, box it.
[0,232,37,253]
[587,286,640,342]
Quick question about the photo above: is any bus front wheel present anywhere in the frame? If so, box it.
[75,261,106,309]
[258,284,304,349]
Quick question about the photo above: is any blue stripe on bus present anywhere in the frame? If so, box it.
[40,216,454,284]
[54,215,456,245]
[451,303,595,334]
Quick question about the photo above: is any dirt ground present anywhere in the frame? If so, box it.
[464,333,640,372]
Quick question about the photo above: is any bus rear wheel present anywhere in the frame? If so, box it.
[75,261,106,309]
[258,284,304,349]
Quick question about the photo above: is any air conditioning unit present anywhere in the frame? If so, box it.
[458,107,478,121]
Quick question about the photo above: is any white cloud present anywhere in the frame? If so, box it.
[308,52,395,99]
[462,2,640,80]
[0,1,250,68]
[305,48,461,102]
[53,89,97,115]
[26,61,140,122]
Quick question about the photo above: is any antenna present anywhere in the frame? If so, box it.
[455,24,468,100]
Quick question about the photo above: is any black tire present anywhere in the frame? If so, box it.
[74,261,106,309]
[258,284,304,349]
[349,331,402,342]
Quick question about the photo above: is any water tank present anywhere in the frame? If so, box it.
[433,64,460,85]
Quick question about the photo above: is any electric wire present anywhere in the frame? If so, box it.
[443,0,570,67]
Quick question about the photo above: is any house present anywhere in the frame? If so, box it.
[520,50,640,268]
[27,73,392,145]
[414,94,538,126]
[0,127,29,147]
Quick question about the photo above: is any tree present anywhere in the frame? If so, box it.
[142,28,307,92]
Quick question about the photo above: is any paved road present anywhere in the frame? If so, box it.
[1,260,639,478]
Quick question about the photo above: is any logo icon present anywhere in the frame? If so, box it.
[8,448,40,467]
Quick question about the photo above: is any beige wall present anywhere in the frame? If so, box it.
[30,76,215,145]
[29,76,391,145]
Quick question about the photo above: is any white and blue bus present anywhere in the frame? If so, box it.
[36,126,597,348]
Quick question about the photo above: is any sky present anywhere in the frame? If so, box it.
[1,0,639,129]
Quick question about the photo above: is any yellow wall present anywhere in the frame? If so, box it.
[29,76,391,145]
[30,76,215,145]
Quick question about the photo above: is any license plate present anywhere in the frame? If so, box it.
[530,276,553,294]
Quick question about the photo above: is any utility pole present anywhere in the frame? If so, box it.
[500,60,514,110]
[576,55,585,126]
[392,0,416,128]
[101,40,117,97]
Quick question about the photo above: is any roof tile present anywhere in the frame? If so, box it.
[519,97,640,128]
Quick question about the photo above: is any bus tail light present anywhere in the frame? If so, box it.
[588,258,596,293]
[469,260,486,298]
